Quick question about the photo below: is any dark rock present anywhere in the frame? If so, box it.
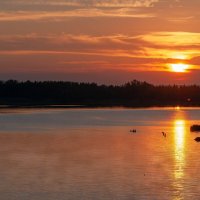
[190,125,200,132]
[194,137,200,142]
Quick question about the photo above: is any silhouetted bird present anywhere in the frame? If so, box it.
[162,132,166,137]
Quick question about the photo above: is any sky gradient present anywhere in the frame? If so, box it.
[1,0,200,84]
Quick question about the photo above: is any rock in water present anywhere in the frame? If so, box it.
[190,125,200,132]
[194,137,200,142]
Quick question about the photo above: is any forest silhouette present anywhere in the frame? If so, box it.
[0,80,200,107]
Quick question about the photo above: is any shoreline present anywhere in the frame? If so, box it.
[1,104,200,110]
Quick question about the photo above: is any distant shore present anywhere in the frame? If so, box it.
[1,79,200,108]
[1,104,200,110]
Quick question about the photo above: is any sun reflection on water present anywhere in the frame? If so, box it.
[173,119,186,197]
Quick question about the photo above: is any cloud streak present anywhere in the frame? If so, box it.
[0,9,155,22]
[1,32,200,73]
[0,0,160,9]
[1,32,200,56]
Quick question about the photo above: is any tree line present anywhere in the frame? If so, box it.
[0,79,200,107]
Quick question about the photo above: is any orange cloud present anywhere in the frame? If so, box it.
[0,32,200,73]
[0,9,155,22]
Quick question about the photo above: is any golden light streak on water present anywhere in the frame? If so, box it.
[174,120,186,179]
[173,119,186,199]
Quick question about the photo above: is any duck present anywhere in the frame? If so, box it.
[130,129,136,133]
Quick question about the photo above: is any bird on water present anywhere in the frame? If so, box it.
[162,132,166,137]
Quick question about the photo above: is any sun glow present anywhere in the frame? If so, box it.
[170,63,189,73]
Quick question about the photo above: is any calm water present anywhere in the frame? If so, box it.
[1,107,200,200]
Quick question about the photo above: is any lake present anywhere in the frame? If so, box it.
[0,107,200,200]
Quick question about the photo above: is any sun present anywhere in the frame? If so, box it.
[170,63,189,73]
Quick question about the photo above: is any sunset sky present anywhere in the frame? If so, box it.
[1,0,200,84]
